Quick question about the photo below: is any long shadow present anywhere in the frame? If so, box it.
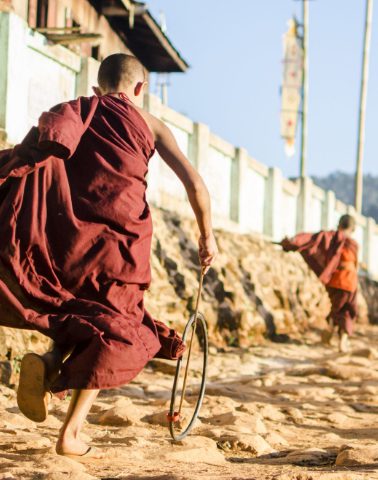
[227,448,338,467]
[287,420,378,442]
[227,452,378,474]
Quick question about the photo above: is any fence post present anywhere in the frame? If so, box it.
[297,176,313,232]
[76,57,99,97]
[265,167,283,240]
[192,122,210,171]
[144,93,162,119]
[364,217,375,273]
[323,190,336,229]
[231,147,248,225]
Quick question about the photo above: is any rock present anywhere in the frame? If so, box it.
[204,411,267,434]
[264,431,289,447]
[208,345,218,355]
[120,385,147,399]
[258,404,286,422]
[37,454,92,477]
[335,445,378,466]
[147,359,177,375]
[3,412,35,429]
[0,361,12,386]
[90,401,112,414]
[218,433,273,455]
[360,384,378,395]
[324,364,378,381]
[322,432,343,443]
[162,436,225,465]
[236,403,259,415]
[142,410,169,426]
[0,327,50,362]
[327,412,350,426]
[46,472,96,480]
[97,403,142,426]
[282,407,304,425]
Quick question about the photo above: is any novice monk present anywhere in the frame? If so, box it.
[280,214,358,352]
[0,54,218,457]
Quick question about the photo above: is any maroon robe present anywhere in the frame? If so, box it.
[281,230,358,334]
[0,94,183,392]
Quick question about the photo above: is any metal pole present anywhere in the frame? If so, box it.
[300,0,309,178]
[355,0,373,213]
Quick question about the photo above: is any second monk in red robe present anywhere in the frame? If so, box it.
[281,214,358,353]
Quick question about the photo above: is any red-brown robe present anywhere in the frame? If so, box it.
[0,94,184,392]
[281,231,358,334]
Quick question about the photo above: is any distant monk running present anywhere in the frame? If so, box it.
[280,215,358,352]
[0,54,218,457]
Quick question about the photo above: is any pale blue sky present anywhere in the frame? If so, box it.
[147,0,378,178]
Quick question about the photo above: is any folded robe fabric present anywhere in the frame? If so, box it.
[0,94,184,392]
[326,286,357,335]
[281,230,347,285]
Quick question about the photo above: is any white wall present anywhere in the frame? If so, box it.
[240,167,266,233]
[0,13,79,144]
[200,146,232,221]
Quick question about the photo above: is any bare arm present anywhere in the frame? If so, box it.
[153,118,218,270]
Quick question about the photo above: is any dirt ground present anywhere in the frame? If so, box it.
[1,326,378,480]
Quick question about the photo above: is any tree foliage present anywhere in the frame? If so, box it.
[312,172,378,222]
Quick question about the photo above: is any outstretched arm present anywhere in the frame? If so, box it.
[153,119,218,272]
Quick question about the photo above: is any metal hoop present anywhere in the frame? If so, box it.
[168,311,208,441]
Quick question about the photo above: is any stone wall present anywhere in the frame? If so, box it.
[145,208,368,348]
[0,206,371,384]
[359,276,378,324]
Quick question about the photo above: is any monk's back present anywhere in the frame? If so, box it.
[0,94,157,302]
[51,94,157,289]
[67,95,154,231]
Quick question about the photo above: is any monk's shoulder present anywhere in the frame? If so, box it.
[134,107,159,142]
[48,95,96,121]
[347,237,359,249]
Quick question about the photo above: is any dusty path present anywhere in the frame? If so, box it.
[1,327,378,479]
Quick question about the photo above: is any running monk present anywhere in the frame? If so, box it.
[280,214,358,352]
[0,54,218,457]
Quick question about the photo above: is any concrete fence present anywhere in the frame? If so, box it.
[144,93,378,280]
[1,11,378,280]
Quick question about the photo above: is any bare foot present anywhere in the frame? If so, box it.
[56,433,91,457]
[339,332,350,353]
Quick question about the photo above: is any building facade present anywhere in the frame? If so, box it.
[0,0,187,144]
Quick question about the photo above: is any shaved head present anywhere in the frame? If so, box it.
[338,214,356,231]
[98,54,146,92]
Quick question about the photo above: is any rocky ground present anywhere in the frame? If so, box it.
[1,326,378,479]
[0,207,377,479]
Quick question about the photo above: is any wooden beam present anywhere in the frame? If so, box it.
[44,33,102,45]
[141,12,188,71]
[36,26,82,32]
[101,6,128,16]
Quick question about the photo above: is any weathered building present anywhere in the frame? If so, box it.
[0,0,187,144]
